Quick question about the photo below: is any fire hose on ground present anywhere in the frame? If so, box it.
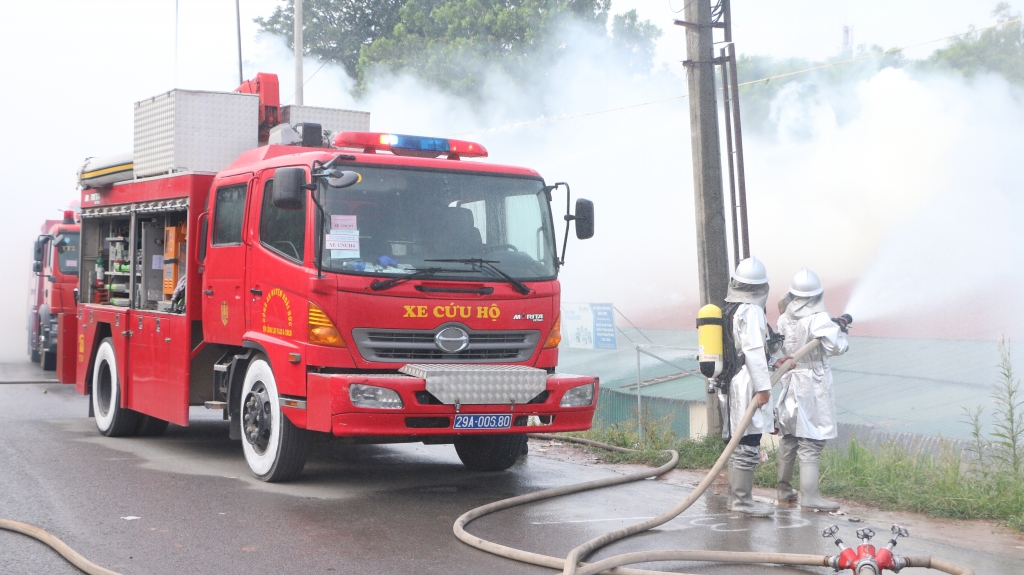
[454,338,976,575]
[0,518,121,575]
[0,341,974,575]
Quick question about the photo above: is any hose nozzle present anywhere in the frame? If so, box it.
[832,313,853,333]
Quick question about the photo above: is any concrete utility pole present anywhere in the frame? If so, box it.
[235,0,243,86]
[294,0,304,105]
[682,0,730,438]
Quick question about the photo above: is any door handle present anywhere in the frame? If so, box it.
[250,288,263,296]
[203,289,214,295]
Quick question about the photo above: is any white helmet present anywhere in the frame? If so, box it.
[790,267,823,297]
[733,257,768,285]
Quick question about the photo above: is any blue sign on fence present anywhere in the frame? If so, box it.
[561,302,618,350]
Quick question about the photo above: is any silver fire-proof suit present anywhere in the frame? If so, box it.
[719,281,775,441]
[774,296,849,440]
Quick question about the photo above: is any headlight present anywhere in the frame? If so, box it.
[350,384,404,409]
[560,383,594,407]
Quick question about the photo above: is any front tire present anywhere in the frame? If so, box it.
[37,319,55,370]
[454,434,527,471]
[240,357,309,482]
[40,350,56,371]
[91,338,140,437]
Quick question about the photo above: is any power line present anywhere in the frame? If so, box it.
[450,16,1023,137]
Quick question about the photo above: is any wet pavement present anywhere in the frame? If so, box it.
[0,367,1019,575]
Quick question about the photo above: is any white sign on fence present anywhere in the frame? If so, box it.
[560,302,617,350]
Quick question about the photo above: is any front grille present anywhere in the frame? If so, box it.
[373,348,522,361]
[353,324,541,363]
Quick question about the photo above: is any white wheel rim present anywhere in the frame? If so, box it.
[240,359,281,476]
[92,342,117,432]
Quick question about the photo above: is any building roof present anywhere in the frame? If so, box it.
[559,330,1006,441]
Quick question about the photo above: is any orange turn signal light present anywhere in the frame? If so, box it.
[543,313,562,349]
[308,302,346,347]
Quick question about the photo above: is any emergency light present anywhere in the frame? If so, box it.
[333,132,488,159]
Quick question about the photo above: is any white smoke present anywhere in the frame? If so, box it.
[255,27,1024,338]
[3,4,1024,362]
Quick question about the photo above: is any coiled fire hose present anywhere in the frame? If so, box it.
[454,338,975,575]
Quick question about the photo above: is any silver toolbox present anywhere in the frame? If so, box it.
[281,105,370,135]
[134,90,259,178]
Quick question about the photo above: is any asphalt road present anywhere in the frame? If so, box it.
[0,365,1017,575]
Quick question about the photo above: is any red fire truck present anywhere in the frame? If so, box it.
[74,73,597,481]
[29,211,80,379]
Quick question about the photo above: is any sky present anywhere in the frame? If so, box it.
[0,0,1021,361]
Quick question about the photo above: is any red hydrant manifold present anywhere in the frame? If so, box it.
[823,524,911,573]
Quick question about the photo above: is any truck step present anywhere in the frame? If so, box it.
[204,401,228,410]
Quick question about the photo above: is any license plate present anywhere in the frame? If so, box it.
[453,414,513,430]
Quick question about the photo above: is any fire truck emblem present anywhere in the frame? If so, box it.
[435,326,469,353]
[221,301,229,326]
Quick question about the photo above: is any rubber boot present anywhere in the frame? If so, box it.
[728,466,774,517]
[777,437,798,508]
[799,461,840,512]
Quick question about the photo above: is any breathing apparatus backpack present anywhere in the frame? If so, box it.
[698,302,782,395]
[697,303,741,393]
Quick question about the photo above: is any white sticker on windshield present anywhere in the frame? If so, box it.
[331,215,357,231]
[326,230,359,259]
[65,259,77,268]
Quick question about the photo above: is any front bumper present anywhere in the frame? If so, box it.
[298,371,599,437]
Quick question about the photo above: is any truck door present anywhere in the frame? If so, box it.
[202,175,253,344]
[246,169,311,394]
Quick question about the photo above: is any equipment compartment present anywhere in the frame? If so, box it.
[79,204,188,313]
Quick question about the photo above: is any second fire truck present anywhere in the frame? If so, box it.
[29,211,80,379]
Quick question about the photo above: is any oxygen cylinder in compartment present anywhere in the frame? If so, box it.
[163,223,186,296]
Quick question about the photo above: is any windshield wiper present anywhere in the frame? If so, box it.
[425,258,532,295]
[369,267,473,292]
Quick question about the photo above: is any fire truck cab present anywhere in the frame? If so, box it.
[29,212,80,378]
[75,74,598,481]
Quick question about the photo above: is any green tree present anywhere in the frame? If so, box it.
[611,9,663,71]
[925,3,1024,84]
[256,0,405,80]
[257,1,662,97]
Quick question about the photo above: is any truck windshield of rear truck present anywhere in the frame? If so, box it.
[54,233,79,275]
[317,167,557,280]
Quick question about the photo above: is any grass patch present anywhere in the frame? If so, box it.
[552,340,1024,532]
[566,413,725,468]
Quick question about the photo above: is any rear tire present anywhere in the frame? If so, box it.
[91,338,140,437]
[240,357,309,482]
[135,415,170,437]
[454,434,527,471]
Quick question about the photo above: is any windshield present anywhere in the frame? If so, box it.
[55,233,79,275]
[317,167,557,280]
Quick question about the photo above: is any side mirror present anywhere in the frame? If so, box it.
[32,261,42,273]
[272,167,307,210]
[327,170,361,189]
[574,198,594,240]
[33,236,48,262]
